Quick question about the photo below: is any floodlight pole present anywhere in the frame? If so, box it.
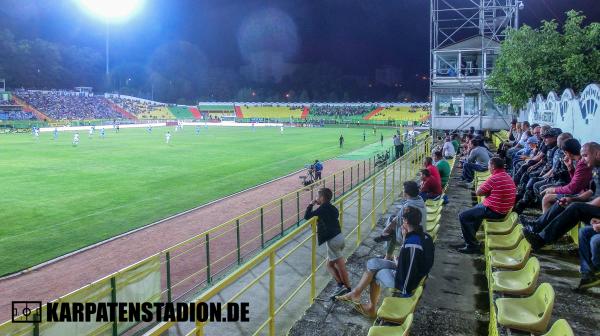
[105,21,110,77]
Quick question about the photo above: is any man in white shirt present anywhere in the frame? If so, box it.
[442,136,456,159]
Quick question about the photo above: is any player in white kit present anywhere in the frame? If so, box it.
[165,131,171,144]
[73,133,80,146]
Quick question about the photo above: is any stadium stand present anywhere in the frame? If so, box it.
[0,98,36,120]
[168,106,196,119]
[309,105,375,119]
[189,106,202,119]
[239,105,305,119]
[14,90,124,120]
[109,96,175,119]
[366,105,430,122]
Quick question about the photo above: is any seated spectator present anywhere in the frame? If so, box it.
[531,132,573,196]
[512,135,539,173]
[442,136,456,159]
[376,181,427,260]
[514,128,561,213]
[454,157,516,254]
[459,139,491,188]
[433,150,451,188]
[423,157,442,187]
[336,206,434,317]
[522,142,600,251]
[539,139,592,213]
[419,169,442,201]
[506,121,531,159]
[451,133,461,155]
[576,218,600,291]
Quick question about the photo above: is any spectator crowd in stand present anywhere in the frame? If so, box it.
[310,105,375,117]
[14,90,122,120]
[447,120,600,292]
[110,96,166,116]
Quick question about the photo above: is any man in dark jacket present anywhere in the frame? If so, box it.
[336,206,434,317]
[304,187,351,297]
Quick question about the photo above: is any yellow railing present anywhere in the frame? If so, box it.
[145,137,431,336]
[1,135,430,336]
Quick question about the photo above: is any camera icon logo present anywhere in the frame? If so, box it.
[12,301,42,323]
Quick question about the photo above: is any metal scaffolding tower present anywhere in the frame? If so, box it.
[430,0,522,130]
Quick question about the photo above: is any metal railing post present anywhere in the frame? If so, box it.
[363,160,366,180]
[280,199,284,236]
[296,191,300,226]
[339,199,344,230]
[111,277,118,336]
[236,219,241,264]
[260,207,265,248]
[383,169,388,212]
[166,251,172,302]
[333,174,336,198]
[310,220,317,302]
[269,252,276,336]
[342,170,345,194]
[350,166,353,189]
[205,234,211,284]
[371,177,376,229]
[392,162,396,202]
[357,187,362,246]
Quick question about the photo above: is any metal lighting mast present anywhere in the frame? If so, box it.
[429,0,522,131]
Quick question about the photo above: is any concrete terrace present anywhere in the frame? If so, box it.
[289,160,600,336]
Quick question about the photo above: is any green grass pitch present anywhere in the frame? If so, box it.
[0,126,394,276]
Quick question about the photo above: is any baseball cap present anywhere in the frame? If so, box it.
[527,137,539,145]
[542,127,562,138]
[561,138,581,156]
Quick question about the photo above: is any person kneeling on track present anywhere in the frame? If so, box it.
[335,206,434,317]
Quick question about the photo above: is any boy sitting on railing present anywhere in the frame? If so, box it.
[304,187,352,297]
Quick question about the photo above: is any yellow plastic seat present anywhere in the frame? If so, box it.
[428,224,440,241]
[542,319,574,336]
[426,198,444,208]
[426,214,441,231]
[427,205,441,214]
[492,257,540,295]
[496,283,555,334]
[377,286,423,324]
[368,314,413,336]
[484,212,518,235]
[426,206,442,219]
[568,222,583,247]
[489,239,531,270]
[486,224,524,250]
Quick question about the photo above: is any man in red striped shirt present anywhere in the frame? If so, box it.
[455,157,517,254]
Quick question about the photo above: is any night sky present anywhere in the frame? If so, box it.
[0,0,598,98]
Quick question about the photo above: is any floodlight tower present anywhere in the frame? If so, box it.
[429,0,522,131]
[78,0,144,83]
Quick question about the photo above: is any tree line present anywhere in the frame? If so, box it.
[489,10,600,108]
[0,29,424,104]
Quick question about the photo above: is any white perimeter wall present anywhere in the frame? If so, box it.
[521,83,599,145]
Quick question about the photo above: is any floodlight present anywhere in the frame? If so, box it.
[78,0,143,21]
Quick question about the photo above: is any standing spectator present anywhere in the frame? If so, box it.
[454,157,516,254]
[339,134,344,148]
[394,135,402,159]
[380,133,384,146]
[304,188,351,297]
[314,160,323,180]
